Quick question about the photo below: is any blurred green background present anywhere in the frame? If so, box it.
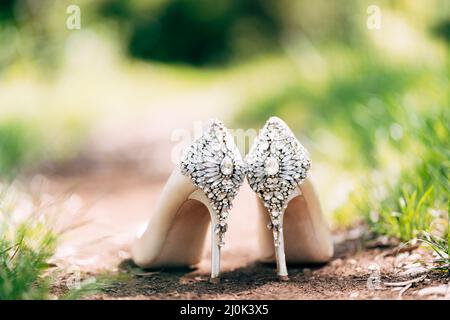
[0,0,448,238]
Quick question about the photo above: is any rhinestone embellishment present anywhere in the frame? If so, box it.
[265,157,279,176]
[220,156,234,176]
[246,117,311,245]
[180,120,246,247]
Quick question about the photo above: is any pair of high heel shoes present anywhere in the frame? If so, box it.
[132,117,333,283]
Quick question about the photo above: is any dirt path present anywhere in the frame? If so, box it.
[36,103,447,299]
[43,166,448,300]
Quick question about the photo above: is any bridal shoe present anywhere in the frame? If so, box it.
[132,120,245,283]
[246,117,333,280]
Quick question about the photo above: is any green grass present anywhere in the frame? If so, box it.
[419,231,449,273]
[366,184,437,241]
[0,225,55,299]
[0,185,104,299]
[356,106,448,241]
[0,189,57,299]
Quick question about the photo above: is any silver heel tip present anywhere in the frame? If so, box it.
[278,275,289,281]
[209,277,220,284]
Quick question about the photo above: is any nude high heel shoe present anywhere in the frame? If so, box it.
[132,120,245,283]
[246,117,333,280]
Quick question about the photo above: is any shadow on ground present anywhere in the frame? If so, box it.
[90,239,435,300]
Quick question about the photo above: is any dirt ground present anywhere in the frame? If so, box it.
[42,166,448,300]
[99,250,447,300]
[30,107,446,300]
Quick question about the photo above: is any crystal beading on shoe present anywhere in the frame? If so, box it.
[246,117,311,246]
[180,120,246,247]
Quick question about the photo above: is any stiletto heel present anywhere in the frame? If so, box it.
[188,190,221,283]
[247,117,333,280]
[270,210,288,280]
[132,120,245,282]
[267,188,300,280]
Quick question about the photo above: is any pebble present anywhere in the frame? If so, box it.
[404,263,422,269]
[399,266,428,277]
[407,253,422,261]
[331,259,343,267]
[395,252,410,261]
[368,263,380,272]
